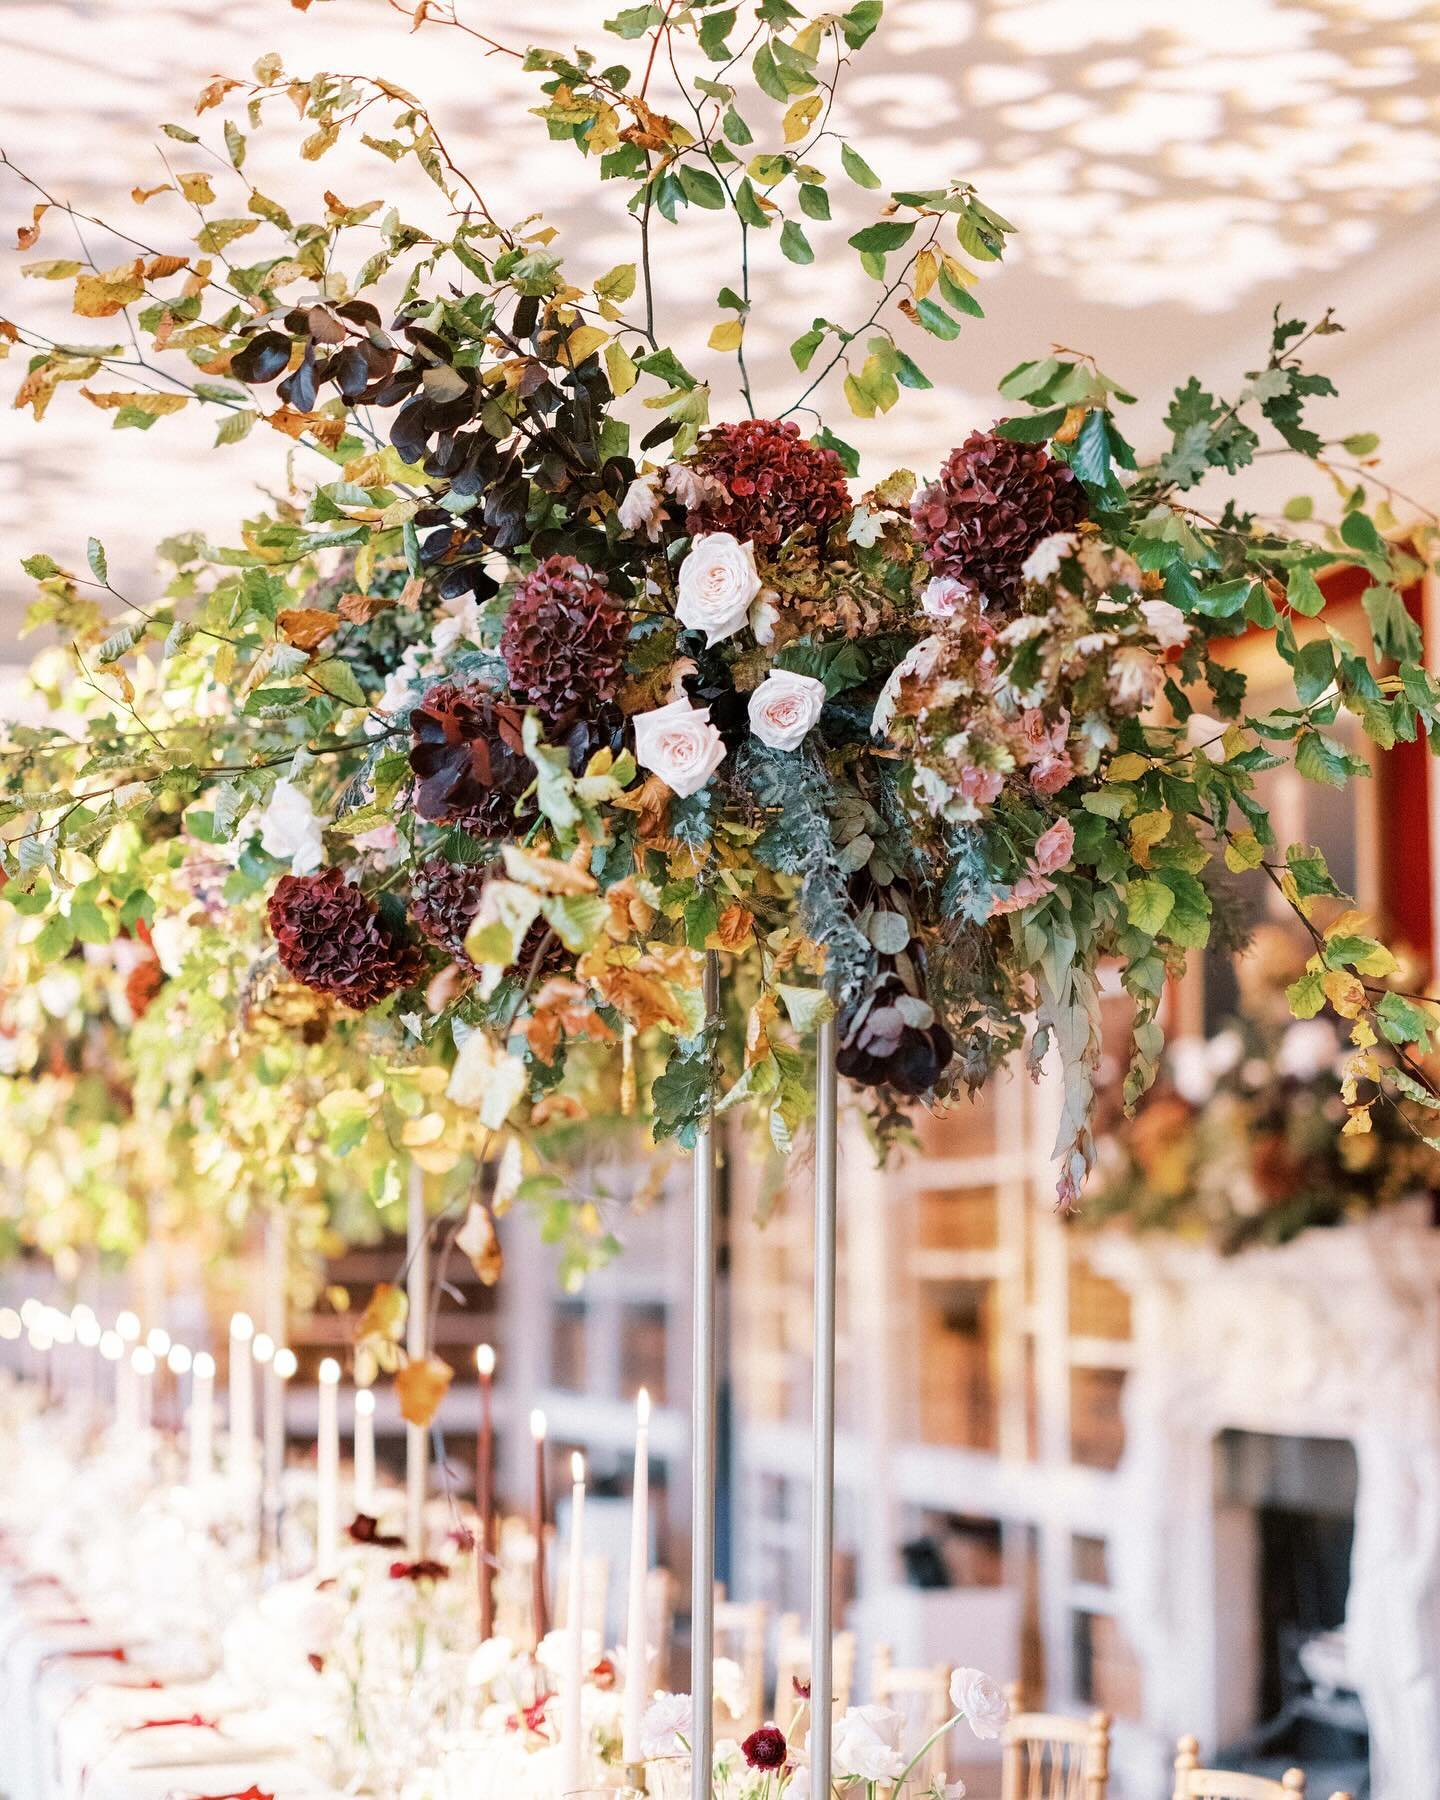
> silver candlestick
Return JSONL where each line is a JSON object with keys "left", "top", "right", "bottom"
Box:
{"left": 690, "top": 950, "right": 720, "bottom": 1800}
{"left": 810, "top": 1010, "right": 839, "bottom": 1797}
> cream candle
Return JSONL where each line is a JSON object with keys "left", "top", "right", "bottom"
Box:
{"left": 132, "top": 1345, "right": 155, "bottom": 1435}
{"left": 353, "top": 1387, "right": 376, "bottom": 1516}
{"left": 316, "top": 1357, "right": 340, "bottom": 1579}
{"left": 530, "top": 1408, "right": 549, "bottom": 1646}
{"left": 622, "top": 1387, "right": 651, "bottom": 1764}
{"left": 475, "top": 1344, "right": 495, "bottom": 1642}
{"left": 228, "top": 1313, "right": 255, "bottom": 1484}
{"left": 188, "top": 1350, "right": 215, "bottom": 1486}
{"left": 560, "top": 1451, "right": 587, "bottom": 1796}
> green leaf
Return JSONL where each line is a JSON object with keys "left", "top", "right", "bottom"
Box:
{"left": 1292, "top": 638, "right": 1336, "bottom": 706}
{"left": 847, "top": 220, "right": 915, "bottom": 255}
{"left": 840, "top": 142, "right": 880, "bottom": 189}
{"left": 697, "top": 4, "right": 737, "bottom": 57}
{"left": 722, "top": 106, "right": 753, "bottom": 146}
{"left": 35, "top": 914, "right": 75, "bottom": 961}
{"left": 734, "top": 178, "right": 770, "bottom": 229}
{"left": 21, "top": 554, "right": 61, "bottom": 579}
{"left": 606, "top": 4, "right": 661, "bottom": 38}
{"left": 840, "top": 1, "right": 883, "bottom": 48}
{"left": 778, "top": 984, "right": 836, "bottom": 1032}
{"left": 1362, "top": 583, "right": 1421, "bottom": 663}
{"left": 1193, "top": 578, "right": 1253, "bottom": 619}
{"left": 790, "top": 324, "right": 826, "bottom": 370}
{"left": 1295, "top": 727, "right": 1363, "bottom": 788}
{"left": 780, "top": 219, "right": 814, "bottom": 264}
{"left": 913, "top": 297, "right": 959, "bottom": 340}
{"left": 1376, "top": 990, "right": 1432, "bottom": 1046}
{"left": 798, "top": 183, "right": 831, "bottom": 220}
{"left": 87, "top": 538, "right": 108, "bottom": 584}
{"left": 1286, "top": 565, "right": 1326, "bottom": 617}
{"left": 1286, "top": 969, "right": 1326, "bottom": 1019}
{"left": 539, "top": 892, "right": 607, "bottom": 953}
{"left": 1125, "top": 878, "right": 1175, "bottom": 936}
{"left": 676, "top": 164, "right": 726, "bottom": 210}
{"left": 1342, "top": 431, "right": 1380, "bottom": 457}
{"left": 1340, "top": 508, "right": 1386, "bottom": 560}
{"left": 308, "top": 658, "right": 368, "bottom": 708}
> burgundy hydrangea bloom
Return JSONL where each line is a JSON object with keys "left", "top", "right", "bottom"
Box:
{"left": 688, "top": 418, "right": 850, "bottom": 548}
{"left": 388, "top": 1558, "right": 449, "bottom": 1583}
{"left": 408, "top": 682, "right": 537, "bottom": 838}
{"left": 742, "top": 1726, "right": 789, "bottom": 1770}
{"left": 500, "top": 556, "right": 629, "bottom": 724}
{"left": 410, "top": 857, "right": 567, "bottom": 979}
{"left": 267, "top": 868, "right": 425, "bottom": 1010}
{"left": 911, "top": 428, "right": 1086, "bottom": 612}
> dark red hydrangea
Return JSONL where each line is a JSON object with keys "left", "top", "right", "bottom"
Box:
{"left": 500, "top": 556, "right": 629, "bottom": 724}
{"left": 408, "top": 682, "right": 536, "bottom": 839}
{"left": 267, "top": 868, "right": 425, "bottom": 1010}
{"left": 410, "top": 857, "right": 567, "bottom": 979}
{"left": 911, "top": 428, "right": 1086, "bottom": 612}
{"left": 742, "top": 1726, "right": 789, "bottom": 1770}
{"left": 688, "top": 418, "right": 850, "bottom": 548}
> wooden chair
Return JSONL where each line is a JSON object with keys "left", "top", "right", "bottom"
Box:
{"left": 773, "top": 1611, "right": 856, "bottom": 1731}
{"left": 1001, "top": 1683, "right": 1110, "bottom": 1800}
{"left": 870, "top": 1645, "right": 953, "bottom": 1788}
{"left": 714, "top": 1595, "right": 768, "bottom": 1736}
{"left": 1172, "top": 1736, "right": 1353, "bottom": 1800}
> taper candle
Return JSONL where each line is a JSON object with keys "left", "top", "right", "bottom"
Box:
{"left": 530, "top": 1408, "right": 549, "bottom": 1647}
{"left": 475, "top": 1344, "right": 496, "bottom": 1641}
{"left": 188, "top": 1351, "right": 215, "bottom": 1486}
{"left": 316, "top": 1357, "right": 340, "bottom": 1579}
{"left": 622, "top": 1387, "right": 651, "bottom": 1763}
{"left": 228, "top": 1313, "right": 255, "bottom": 1485}
{"left": 132, "top": 1345, "right": 155, "bottom": 1435}
{"left": 560, "top": 1451, "right": 586, "bottom": 1796}
{"left": 353, "top": 1388, "right": 376, "bottom": 1516}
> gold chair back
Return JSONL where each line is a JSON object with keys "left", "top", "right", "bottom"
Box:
{"left": 1000, "top": 1683, "right": 1110, "bottom": 1800}
{"left": 1172, "top": 1736, "right": 1356, "bottom": 1800}
{"left": 869, "top": 1645, "right": 953, "bottom": 1787}
{"left": 773, "top": 1611, "right": 856, "bottom": 1731}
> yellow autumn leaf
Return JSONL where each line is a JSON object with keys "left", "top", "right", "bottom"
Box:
{"left": 708, "top": 319, "right": 744, "bottom": 352}
{"left": 1128, "top": 808, "right": 1172, "bottom": 867}
{"left": 564, "top": 324, "right": 608, "bottom": 367}
{"left": 1342, "top": 1106, "right": 1373, "bottom": 1137}
{"left": 1323, "top": 908, "right": 1372, "bottom": 942}
{"left": 79, "top": 389, "right": 188, "bottom": 416}
{"left": 595, "top": 263, "right": 636, "bottom": 304}
{"left": 73, "top": 263, "right": 145, "bottom": 318}
{"left": 605, "top": 340, "right": 637, "bottom": 396}
{"left": 783, "top": 95, "right": 823, "bottom": 143}
{"left": 1108, "top": 752, "right": 1150, "bottom": 783}
{"left": 395, "top": 1356, "right": 454, "bottom": 1428}
{"left": 502, "top": 843, "right": 597, "bottom": 894}
{"left": 1224, "top": 829, "right": 1265, "bottom": 873}
{"left": 1350, "top": 1018, "right": 1377, "bottom": 1048}
{"left": 400, "top": 1111, "right": 447, "bottom": 1149}
{"left": 913, "top": 248, "right": 939, "bottom": 301}
{"left": 1321, "top": 968, "right": 1366, "bottom": 1018}
{"left": 178, "top": 172, "right": 215, "bottom": 205}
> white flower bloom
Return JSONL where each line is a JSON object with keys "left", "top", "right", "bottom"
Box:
{"left": 833, "top": 1705, "right": 907, "bottom": 1783}
{"left": 871, "top": 636, "right": 943, "bottom": 738}
{"left": 640, "top": 1691, "right": 694, "bottom": 1758}
{"left": 36, "top": 970, "right": 82, "bottom": 1019}
{"left": 1186, "top": 712, "right": 1231, "bottom": 762}
{"left": 748, "top": 670, "right": 827, "bottom": 751}
{"left": 431, "top": 594, "right": 484, "bottom": 656}
{"left": 713, "top": 1656, "right": 746, "bottom": 1720}
{"left": 1277, "top": 1018, "right": 1341, "bottom": 1082}
{"left": 1021, "top": 531, "right": 1077, "bottom": 584}
{"left": 676, "top": 532, "right": 762, "bottom": 645}
{"left": 920, "top": 575, "right": 974, "bottom": 621}
{"left": 948, "top": 1666, "right": 1009, "bottom": 1740}
{"left": 618, "top": 470, "right": 667, "bottom": 542}
{"left": 148, "top": 916, "right": 195, "bottom": 979}
{"left": 632, "top": 697, "right": 727, "bottom": 798}
{"left": 467, "top": 1635, "right": 515, "bottom": 1687}
{"left": 1139, "top": 597, "right": 1190, "bottom": 650}
{"left": 257, "top": 779, "right": 327, "bottom": 875}
{"left": 1108, "top": 644, "right": 1162, "bottom": 712}
{"left": 847, "top": 504, "right": 883, "bottom": 548}
{"left": 749, "top": 590, "right": 780, "bottom": 646}
{"left": 1168, "top": 1037, "right": 1216, "bottom": 1107}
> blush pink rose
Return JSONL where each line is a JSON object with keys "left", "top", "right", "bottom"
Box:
{"left": 957, "top": 762, "right": 1004, "bottom": 809}
{"left": 1029, "top": 752, "right": 1074, "bottom": 795}
{"left": 1034, "top": 817, "right": 1076, "bottom": 875}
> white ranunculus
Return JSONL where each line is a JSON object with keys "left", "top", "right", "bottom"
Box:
{"left": 871, "top": 636, "right": 943, "bottom": 738}
{"left": 1139, "top": 597, "right": 1190, "bottom": 650}
{"left": 832, "top": 1705, "right": 907, "bottom": 1782}
{"left": 632, "top": 697, "right": 727, "bottom": 798}
{"left": 748, "top": 670, "right": 827, "bottom": 751}
{"left": 948, "top": 1666, "right": 1009, "bottom": 1740}
{"left": 640, "top": 1691, "right": 694, "bottom": 1758}
{"left": 920, "top": 575, "right": 974, "bottom": 620}
{"left": 676, "top": 532, "right": 762, "bottom": 645}
{"left": 467, "top": 1635, "right": 515, "bottom": 1687}
{"left": 618, "top": 470, "right": 666, "bottom": 542}
{"left": 257, "top": 778, "right": 327, "bottom": 874}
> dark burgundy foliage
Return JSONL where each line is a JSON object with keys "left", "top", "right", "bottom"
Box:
{"left": 689, "top": 418, "right": 850, "bottom": 548}
{"left": 408, "top": 682, "right": 537, "bottom": 838}
{"left": 347, "top": 1513, "right": 404, "bottom": 1547}
{"left": 267, "top": 869, "right": 425, "bottom": 1010}
{"left": 388, "top": 1559, "right": 449, "bottom": 1582}
{"left": 911, "top": 428, "right": 1086, "bottom": 612}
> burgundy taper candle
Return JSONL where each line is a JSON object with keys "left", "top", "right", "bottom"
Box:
{"left": 530, "top": 1407, "right": 549, "bottom": 1647}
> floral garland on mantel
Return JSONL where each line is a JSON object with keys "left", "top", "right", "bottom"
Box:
{"left": 2, "top": 0, "right": 1440, "bottom": 1241}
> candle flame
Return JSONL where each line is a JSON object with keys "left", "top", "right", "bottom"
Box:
{"left": 636, "top": 1386, "right": 651, "bottom": 1427}
{"left": 274, "top": 1347, "right": 298, "bottom": 1380}
{"left": 571, "top": 1451, "right": 585, "bottom": 1484}
{"left": 99, "top": 1330, "right": 122, "bottom": 1362}
{"left": 355, "top": 1388, "right": 376, "bottom": 1417}
{"left": 167, "top": 1344, "right": 192, "bottom": 1376}
{"left": 530, "top": 1408, "right": 547, "bottom": 1441}
{"left": 132, "top": 1346, "right": 156, "bottom": 1375}
{"left": 116, "top": 1310, "right": 141, "bottom": 1342}
{"left": 230, "top": 1312, "right": 254, "bottom": 1342}
{"left": 476, "top": 1343, "right": 496, "bottom": 1378}
{"left": 318, "top": 1356, "right": 341, "bottom": 1385}
{"left": 146, "top": 1327, "right": 171, "bottom": 1358}
{"left": 251, "top": 1332, "right": 275, "bottom": 1365}
{"left": 193, "top": 1351, "right": 216, "bottom": 1380}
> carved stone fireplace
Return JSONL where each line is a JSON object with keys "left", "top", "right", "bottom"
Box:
{"left": 1091, "top": 1207, "right": 1440, "bottom": 1799}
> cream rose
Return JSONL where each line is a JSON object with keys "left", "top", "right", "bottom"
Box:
{"left": 676, "top": 532, "right": 761, "bottom": 645}
{"left": 748, "top": 670, "right": 827, "bottom": 751}
{"left": 949, "top": 1666, "right": 1009, "bottom": 1740}
{"left": 632, "top": 697, "right": 727, "bottom": 798}
{"left": 832, "top": 1705, "right": 907, "bottom": 1782}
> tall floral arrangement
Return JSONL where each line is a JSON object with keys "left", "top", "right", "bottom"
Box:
{"left": 1, "top": 0, "right": 1439, "bottom": 1251}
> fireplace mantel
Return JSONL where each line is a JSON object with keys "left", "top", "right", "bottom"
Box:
{"left": 1087, "top": 1205, "right": 1440, "bottom": 1800}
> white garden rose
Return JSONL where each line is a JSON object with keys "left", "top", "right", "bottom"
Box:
{"left": 632, "top": 698, "right": 727, "bottom": 798}
{"left": 748, "top": 670, "right": 827, "bottom": 751}
{"left": 1139, "top": 597, "right": 1190, "bottom": 650}
{"left": 676, "top": 531, "right": 762, "bottom": 645}
{"left": 257, "top": 778, "right": 327, "bottom": 874}
{"left": 949, "top": 1666, "right": 1009, "bottom": 1740}
{"left": 640, "top": 1691, "right": 693, "bottom": 1758}
{"left": 832, "top": 1705, "right": 907, "bottom": 1782}
{"left": 920, "top": 575, "right": 973, "bottom": 620}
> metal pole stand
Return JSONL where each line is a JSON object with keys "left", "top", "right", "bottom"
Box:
{"left": 810, "top": 1011, "right": 839, "bottom": 1796}
{"left": 690, "top": 952, "right": 720, "bottom": 1800}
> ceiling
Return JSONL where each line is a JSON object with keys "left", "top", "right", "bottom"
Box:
{"left": 1, "top": 0, "right": 1438, "bottom": 649}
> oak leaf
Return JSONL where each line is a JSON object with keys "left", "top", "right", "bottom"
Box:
{"left": 455, "top": 1200, "right": 503, "bottom": 1286}
{"left": 277, "top": 607, "right": 340, "bottom": 651}
{"left": 395, "top": 1356, "right": 453, "bottom": 1428}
